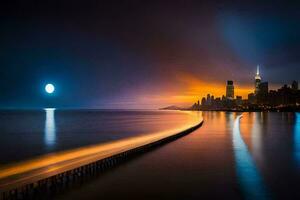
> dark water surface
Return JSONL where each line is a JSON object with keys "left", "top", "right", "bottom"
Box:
{"left": 0, "top": 109, "right": 197, "bottom": 164}
{"left": 54, "top": 112, "right": 300, "bottom": 200}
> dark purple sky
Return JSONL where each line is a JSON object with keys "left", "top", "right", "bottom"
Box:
{"left": 0, "top": 0, "right": 299, "bottom": 108}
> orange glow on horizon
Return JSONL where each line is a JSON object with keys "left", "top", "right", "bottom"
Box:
{"left": 136, "top": 72, "right": 254, "bottom": 108}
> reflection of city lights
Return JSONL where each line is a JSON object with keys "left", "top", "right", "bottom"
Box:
{"left": 294, "top": 113, "right": 300, "bottom": 166}
{"left": 251, "top": 113, "right": 263, "bottom": 163}
{"left": 232, "top": 115, "right": 269, "bottom": 199}
{"left": 45, "top": 108, "right": 56, "bottom": 147}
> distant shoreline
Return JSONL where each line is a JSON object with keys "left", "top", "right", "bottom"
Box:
{"left": 160, "top": 107, "right": 300, "bottom": 112}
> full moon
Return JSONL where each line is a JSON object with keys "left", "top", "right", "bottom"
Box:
{"left": 45, "top": 83, "right": 55, "bottom": 94}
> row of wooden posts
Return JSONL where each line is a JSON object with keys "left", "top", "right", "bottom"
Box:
{"left": 1, "top": 121, "right": 202, "bottom": 200}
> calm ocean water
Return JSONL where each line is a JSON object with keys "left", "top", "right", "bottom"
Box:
{"left": 0, "top": 109, "right": 198, "bottom": 164}
{"left": 1, "top": 111, "right": 300, "bottom": 199}
{"left": 53, "top": 111, "right": 300, "bottom": 200}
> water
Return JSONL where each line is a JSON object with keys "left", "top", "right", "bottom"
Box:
{"left": 0, "top": 109, "right": 198, "bottom": 164}
{"left": 1, "top": 111, "right": 300, "bottom": 199}
{"left": 52, "top": 111, "right": 300, "bottom": 200}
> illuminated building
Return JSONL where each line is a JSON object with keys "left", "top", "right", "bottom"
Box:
{"left": 226, "top": 80, "right": 234, "bottom": 99}
{"left": 255, "top": 65, "right": 261, "bottom": 95}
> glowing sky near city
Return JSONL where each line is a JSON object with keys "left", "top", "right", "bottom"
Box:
{"left": 0, "top": 1, "right": 299, "bottom": 108}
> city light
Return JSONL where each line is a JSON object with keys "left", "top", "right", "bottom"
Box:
{"left": 189, "top": 66, "right": 299, "bottom": 112}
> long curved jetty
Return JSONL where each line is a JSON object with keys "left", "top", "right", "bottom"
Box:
{"left": 0, "top": 113, "right": 203, "bottom": 199}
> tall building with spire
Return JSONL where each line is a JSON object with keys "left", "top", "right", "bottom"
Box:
{"left": 255, "top": 65, "right": 261, "bottom": 95}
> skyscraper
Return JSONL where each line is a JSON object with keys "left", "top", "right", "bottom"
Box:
{"left": 226, "top": 80, "right": 234, "bottom": 99}
{"left": 259, "top": 82, "right": 269, "bottom": 95}
{"left": 292, "top": 80, "right": 299, "bottom": 90}
{"left": 207, "top": 94, "right": 211, "bottom": 105}
{"left": 257, "top": 82, "right": 269, "bottom": 104}
{"left": 201, "top": 97, "right": 206, "bottom": 106}
{"left": 248, "top": 93, "right": 255, "bottom": 104}
{"left": 255, "top": 65, "right": 261, "bottom": 95}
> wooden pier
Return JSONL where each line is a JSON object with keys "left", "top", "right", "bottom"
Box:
{"left": 0, "top": 119, "right": 203, "bottom": 200}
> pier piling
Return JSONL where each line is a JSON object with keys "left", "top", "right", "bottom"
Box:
{"left": 0, "top": 121, "right": 203, "bottom": 200}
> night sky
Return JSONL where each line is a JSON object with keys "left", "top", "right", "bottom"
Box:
{"left": 1, "top": 1, "right": 299, "bottom": 109}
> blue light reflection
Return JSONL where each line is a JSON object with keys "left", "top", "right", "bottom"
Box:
{"left": 232, "top": 115, "right": 269, "bottom": 200}
{"left": 294, "top": 113, "right": 300, "bottom": 166}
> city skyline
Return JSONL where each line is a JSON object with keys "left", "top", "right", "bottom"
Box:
{"left": 189, "top": 65, "right": 299, "bottom": 106}
{"left": 189, "top": 66, "right": 300, "bottom": 112}
{"left": 187, "top": 65, "right": 299, "bottom": 111}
